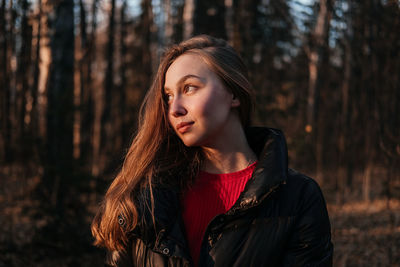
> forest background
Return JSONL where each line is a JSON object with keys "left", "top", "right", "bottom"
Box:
{"left": 0, "top": 0, "right": 399, "bottom": 266}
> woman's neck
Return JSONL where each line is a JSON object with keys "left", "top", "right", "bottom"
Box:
{"left": 201, "top": 127, "right": 257, "bottom": 174}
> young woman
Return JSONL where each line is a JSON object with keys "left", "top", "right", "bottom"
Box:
{"left": 92, "top": 35, "right": 333, "bottom": 266}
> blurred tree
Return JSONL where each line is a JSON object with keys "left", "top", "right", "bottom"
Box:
{"left": 183, "top": 0, "right": 195, "bottom": 39}
{"left": 90, "top": 0, "right": 101, "bottom": 176}
{"left": 15, "top": 0, "right": 32, "bottom": 161}
{"left": 163, "top": 0, "right": 184, "bottom": 45}
{"left": 164, "top": 0, "right": 174, "bottom": 45}
{"left": 336, "top": 0, "right": 353, "bottom": 203}
{"left": 118, "top": 0, "right": 128, "bottom": 149}
{"left": 0, "top": 0, "right": 11, "bottom": 163}
{"left": 44, "top": 0, "right": 74, "bottom": 213}
{"left": 193, "top": 0, "right": 226, "bottom": 38}
{"left": 100, "top": 0, "right": 116, "bottom": 174}
{"left": 76, "top": 0, "right": 95, "bottom": 170}
{"left": 303, "top": 0, "right": 334, "bottom": 185}
{"left": 172, "top": 0, "right": 185, "bottom": 43}
{"left": 137, "top": 0, "right": 154, "bottom": 101}
{"left": 29, "top": 0, "right": 42, "bottom": 164}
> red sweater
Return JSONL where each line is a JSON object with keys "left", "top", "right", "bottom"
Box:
{"left": 182, "top": 162, "right": 257, "bottom": 265}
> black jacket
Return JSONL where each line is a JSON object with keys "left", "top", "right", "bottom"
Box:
{"left": 109, "top": 127, "right": 333, "bottom": 266}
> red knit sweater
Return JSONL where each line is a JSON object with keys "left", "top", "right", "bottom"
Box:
{"left": 182, "top": 162, "right": 257, "bottom": 265}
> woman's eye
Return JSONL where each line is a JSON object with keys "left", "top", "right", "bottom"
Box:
{"left": 184, "top": 85, "right": 196, "bottom": 93}
{"left": 165, "top": 94, "right": 173, "bottom": 103}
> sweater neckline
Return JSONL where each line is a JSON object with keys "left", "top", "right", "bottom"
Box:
{"left": 197, "top": 161, "right": 257, "bottom": 183}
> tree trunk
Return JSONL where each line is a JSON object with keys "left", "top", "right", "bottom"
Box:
{"left": 233, "top": 0, "right": 260, "bottom": 67}
{"left": 6, "top": 0, "right": 17, "bottom": 162}
{"left": 363, "top": 158, "right": 372, "bottom": 203}
{"left": 15, "top": 0, "right": 32, "bottom": 160}
{"left": 30, "top": 0, "right": 42, "bottom": 164}
{"left": 306, "top": 51, "right": 318, "bottom": 134}
{"left": 73, "top": 32, "right": 81, "bottom": 160}
{"left": 224, "top": 0, "right": 234, "bottom": 44}
{"left": 306, "top": 0, "right": 334, "bottom": 131}
{"left": 305, "top": 0, "right": 334, "bottom": 185}
{"left": 89, "top": 0, "right": 99, "bottom": 176}
{"left": 140, "top": 0, "right": 154, "bottom": 93}
{"left": 72, "top": 0, "right": 89, "bottom": 161}
{"left": 183, "top": 0, "right": 195, "bottom": 40}
{"left": 164, "top": 0, "right": 173, "bottom": 45}
{"left": 362, "top": 0, "right": 381, "bottom": 203}
{"left": 193, "top": 0, "right": 226, "bottom": 39}
{"left": 337, "top": 33, "right": 352, "bottom": 204}
{"left": 38, "top": 0, "right": 52, "bottom": 142}
{"left": 99, "top": 0, "right": 116, "bottom": 174}
{"left": 172, "top": 0, "right": 184, "bottom": 43}
{"left": 119, "top": 0, "right": 128, "bottom": 147}
{"left": 0, "top": 0, "right": 11, "bottom": 162}
{"left": 45, "top": 0, "right": 74, "bottom": 213}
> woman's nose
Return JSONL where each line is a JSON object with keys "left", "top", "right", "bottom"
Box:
{"left": 169, "top": 97, "right": 187, "bottom": 117}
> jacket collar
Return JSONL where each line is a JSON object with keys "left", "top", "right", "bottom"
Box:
{"left": 135, "top": 127, "right": 288, "bottom": 255}
{"left": 227, "top": 127, "right": 288, "bottom": 215}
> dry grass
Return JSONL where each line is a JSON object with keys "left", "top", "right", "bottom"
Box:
{"left": 329, "top": 199, "right": 400, "bottom": 267}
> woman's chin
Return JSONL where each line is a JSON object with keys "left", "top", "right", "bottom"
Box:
{"left": 180, "top": 136, "right": 203, "bottom": 147}
{"left": 182, "top": 139, "right": 198, "bottom": 147}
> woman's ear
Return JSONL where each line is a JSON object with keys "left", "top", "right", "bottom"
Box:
{"left": 231, "top": 94, "right": 240, "bottom": 107}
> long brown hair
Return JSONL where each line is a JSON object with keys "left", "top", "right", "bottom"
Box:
{"left": 91, "top": 35, "right": 254, "bottom": 252}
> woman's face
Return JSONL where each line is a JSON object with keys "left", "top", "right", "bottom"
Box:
{"left": 164, "top": 54, "right": 240, "bottom": 147}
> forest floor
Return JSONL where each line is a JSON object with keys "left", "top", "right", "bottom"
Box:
{"left": 1, "top": 164, "right": 400, "bottom": 266}
{"left": 329, "top": 199, "right": 400, "bottom": 266}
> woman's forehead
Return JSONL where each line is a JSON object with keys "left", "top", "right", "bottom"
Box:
{"left": 164, "top": 54, "right": 212, "bottom": 89}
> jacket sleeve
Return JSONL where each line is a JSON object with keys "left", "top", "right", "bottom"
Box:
{"left": 105, "top": 242, "right": 134, "bottom": 267}
{"left": 282, "top": 178, "right": 334, "bottom": 267}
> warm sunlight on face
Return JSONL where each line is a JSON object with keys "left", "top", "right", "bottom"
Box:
{"left": 164, "top": 54, "right": 240, "bottom": 147}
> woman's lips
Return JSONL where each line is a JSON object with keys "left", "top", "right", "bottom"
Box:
{"left": 176, "top": 121, "right": 194, "bottom": 134}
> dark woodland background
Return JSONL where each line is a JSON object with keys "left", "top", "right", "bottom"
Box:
{"left": 0, "top": 0, "right": 399, "bottom": 266}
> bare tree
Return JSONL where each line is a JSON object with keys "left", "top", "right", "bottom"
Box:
{"left": 193, "top": 0, "right": 226, "bottom": 38}
{"left": 90, "top": 0, "right": 101, "bottom": 176}
{"left": 99, "top": 0, "right": 116, "bottom": 174}
{"left": 28, "top": 0, "right": 43, "bottom": 163}
{"left": 183, "top": 0, "right": 195, "bottom": 39}
{"left": 45, "top": 0, "right": 74, "bottom": 211}
{"left": 15, "top": 0, "right": 32, "bottom": 159}
{"left": 305, "top": 0, "right": 334, "bottom": 184}
{"left": 0, "top": 0, "right": 11, "bottom": 162}
{"left": 37, "top": 0, "right": 52, "bottom": 146}
{"left": 118, "top": 0, "right": 128, "bottom": 143}
{"left": 164, "top": 0, "right": 173, "bottom": 45}
{"left": 336, "top": 27, "right": 352, "bottom": 203}
{"left": 139, "top": 0, "right": 154, "bottom": 94}
{"left": 224, "top": 0, "right": 234, "bottom": 44}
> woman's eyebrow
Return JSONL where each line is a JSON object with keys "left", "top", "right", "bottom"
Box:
{"left": 164, "top": 74, "right": 203, "bottom": 92}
